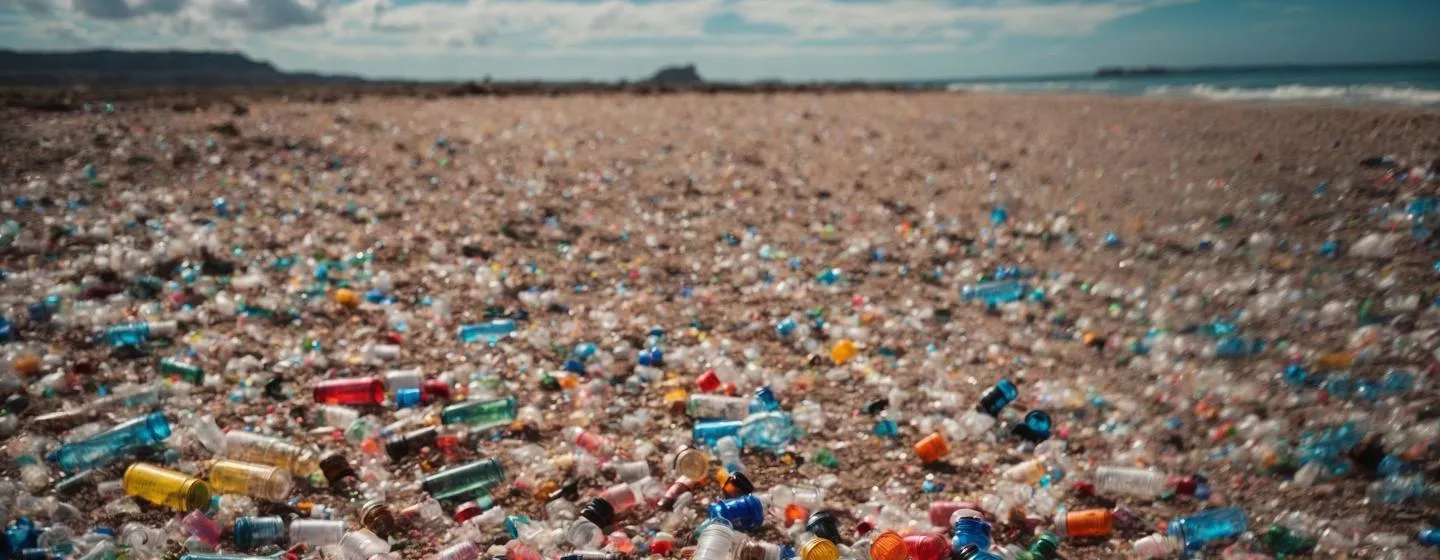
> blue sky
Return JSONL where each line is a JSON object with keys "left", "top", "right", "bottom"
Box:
{"left": 2, "top": 0, "right": 1438, "bottom": 81}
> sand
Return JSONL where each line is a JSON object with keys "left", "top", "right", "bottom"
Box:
{"left": 1, "top": 91, "right": 1437, "bottom": 559}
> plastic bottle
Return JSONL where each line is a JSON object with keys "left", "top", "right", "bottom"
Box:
{"left": 715, "top": 436, "right": 743, "bottom": 472}
{"left": 961, "top": 281, "right": 1029, "bottom": 306}
{"left": 671, "top": 447, "right": 711, "bottom": 481}
{"left": 1418, "top": 528, "right": 1440, "bottom": 547}
{"left": 289, "top": 519, "right": 345, "bottom": 547}
{"left": 1002, "top": 457, "right": 1056, "bottom": 485}
{"left": 436, "top": 541, "right": 481, "bottom": 560}
{"left": 234, "top": 516, "right": 285, "bottom": 550}
{"left": 687, "top": 394, "right": 752, "bottom": 420}
{"left": 181, "top": 511, "right": 222, "bottom": 547}
{"left": 869, "top": 530, "right": 906, "bottom": 560}
{"left": 104, "top": 320, "right": 177, "bottom": 346}
{"left": 693, "top": 420, "right": 743, "bottom": 447}
{"left": 902, "top": 533, "right": 948, "bottom": 560}
{"left": 565, "top": 499, "right": 614, "bottom": 548}
{"left": 563, "top": 426, "right": 615, "bottom": 456}
{"left": 709, "top": 495, "right": 765, "bottom": 530}
{"left": 1026, "top": 533, "right": 1061, "bottom": 559}
{"left": 313, "top": 377, "right": 386, "bottom": 406}
{"left": 771, "top": 484, "right": 826, "bottom": 511}
{"left": 740, "top": 412, "right": 794, "bottom": 450}
{"left": 1166, "top": 508, "right": 1248, "bottom": 550}
{"left": 693, "top": 522, "right": 739, "bottom": 560}
{"left": 122, "top": 463, "right": 211, "bottom": 511}
{"left": 457, "top": 319, "right": 517, "bottom": 343}
{"left": 1130, "top": 534, "right": 1183, "bottom": 558}
{"left": 914, "top": 433, "right": 949, "bottom": 464}
{"left": 977, "top": 379, "right": 1019, "bottom": 416}
{"left": 927, "top": 501, "right": 979, "bottom": 527}
{"left": 1054, "top": 508, "right": 1113, "bottom": 538}
{"left": 1093, "top": 466, "right": 1170, "bottom": 499}
{"left": 423, "top": 458, "right": 505, "bottom": 501}
{"left": 223, "top": 431, "right": 318, "bottom": 475}
{"left": 442, "top": 396, "right": 519, "bottom": 428}
{"left": 798, "top": 535, "right": 839, "bottom": 560}
{"left": 385, "top": 426, "right": 440, "bottom": 460}
{"left": 952, "top": 515, "right": 992, "bottom": 551}
{"left": 53, "top": 412, "right": 172, "bottom": 472}
{"left": 158, "top": 357, "right": 204, "bottom": 384}
{"left": 207, "top": 460, "right": 293, "bottom": 501}
{"left": 339, "top": 529, "right": 390, "bottom": 560}
{"left": 738, "top": 538, "right": 786, "bottom": 560}
{"left": 360, "top": 499, "right": 399, "bottom": 537}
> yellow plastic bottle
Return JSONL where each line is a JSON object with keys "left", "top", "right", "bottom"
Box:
{"left": 124, "top": 463, "right": 211, "bottom": 511}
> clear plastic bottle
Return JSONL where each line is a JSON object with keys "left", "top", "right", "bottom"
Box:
{"left": 1093, "top": 466, "right": 1170, "bottom": 498}
{"left": 1131, "top": 534, "right": 1184, "bottom": 558}
{"left": 290, "top": 519, "right": 345, "bottom": 547}
{"left": 693, "top": 523, "right": 739, "bottom": 560}
{"left": 715, "top": 436, "right": 744, "bottom": 472}
{"left": 339, "top": 530, "right": 390, "bottom": 560}
{"left": 207, "top": 460, "right": 293, "bottom": 501}
{"left": 687, "top": 394, "right": 752, "bottom": 420}
{"left": 223, "top": 432, "right": 318, "bottom": 475}
{"left": 436, "top": 541, "right": 480, "bottom": 560}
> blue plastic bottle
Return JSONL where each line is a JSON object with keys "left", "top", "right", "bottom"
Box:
{"left": 234, "top": 516, "right": 285, "bottom": 550}
{"left": 693, "top": 420, "right": 743, "bottom": 447}
{"left": 708, "top": 495, "right": 764, "bottom": 530}
{"left": 1419, "top": 528, "right": 1440, "bottom": 547}
{"left": 739, "top": 412, "right": 793, "bottom": 450}
{"left": 1166, "top": 507, "right": 1248, "bottom": 550}
{"left": 749, "top": 387, "right": 781, "bottom": 413}
{"left": 1214, "top": 337, "right": 1264, "bottom": 359}
{"left": 456, "top": 319, "right": 517, "bottom": 343}
{"left": 951, "top": 516, "right": 992, "bottom": 552}
{"left": 976, "top": 379, "right": 1018, "bottom": 416}
{"left": 104, "top": 320, "right": 178, "bottom": 346}
{"left": 52, "top": 411, "right": 171, "bottom": 472}
{"left": 961, "top": 281, "right": 1028, "bottom": 306}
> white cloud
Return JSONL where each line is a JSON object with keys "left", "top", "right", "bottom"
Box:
{"left": 3, "top": 0, "right": 1190, "bottom": 72}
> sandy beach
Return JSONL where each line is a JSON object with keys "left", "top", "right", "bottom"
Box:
{"left": 1, "top": 91, "right": 1438, "bottom": 559}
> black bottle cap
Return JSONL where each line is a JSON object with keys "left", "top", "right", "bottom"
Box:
{"left": 580, "top": 498, "right": 615, "bottom": 527}
{"left": 805, "top": 510, "right": 842, "bottom": 544}
{"left": 723, "top": 471, "right": 754, "bottom": 497}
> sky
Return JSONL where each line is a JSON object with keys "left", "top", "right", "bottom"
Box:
{"left": 2, "top": 0, "right": 1439, "bottom": 81}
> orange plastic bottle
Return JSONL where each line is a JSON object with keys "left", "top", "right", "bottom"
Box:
{"left": 914, "top": 433, "right": 950, "bottom": 464}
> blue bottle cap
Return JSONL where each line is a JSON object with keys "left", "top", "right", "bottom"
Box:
{"left": 395, "top": 388, "right": 422, "bottom": 408}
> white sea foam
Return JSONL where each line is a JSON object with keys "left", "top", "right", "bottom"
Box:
{"left": 1145, "top": 84, "right": 1440, "bottom": 105}
{"left": 946, "top": 80, "right": 1440, "bottom": 106}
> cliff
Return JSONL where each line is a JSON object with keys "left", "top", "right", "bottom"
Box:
{"left": 0, "top": 49, "right": 365, "bottom": 87}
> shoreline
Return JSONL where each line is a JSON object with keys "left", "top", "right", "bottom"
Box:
{"left": 5, "top": 84, "right": 1440, "bottom": 114}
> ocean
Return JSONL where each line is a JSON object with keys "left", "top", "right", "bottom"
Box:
{"left": 937, "top": 64, "right": 1440, "bottom": 106}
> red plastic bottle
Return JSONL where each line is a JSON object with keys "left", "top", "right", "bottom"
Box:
{"left": 313, "top": 377, "right": 386, "bottom": 406}
{"left": 902, "top": 533, "right": 949, "bottom": 560}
